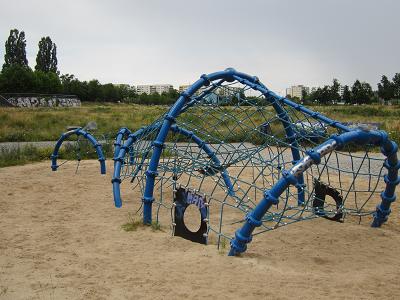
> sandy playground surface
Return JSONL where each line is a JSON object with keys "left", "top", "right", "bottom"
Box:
{"left": 0, "top": 160, "right": 399, "bottom": 299}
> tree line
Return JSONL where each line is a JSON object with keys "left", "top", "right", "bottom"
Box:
{"left": 296, "top": 74, "right": 400, "bottom": 105}
{"left": 1, "top": 28, "right": 399, "bottom": 105}
{"left": 0, "top": 28, "right": 179, "bottom": 104}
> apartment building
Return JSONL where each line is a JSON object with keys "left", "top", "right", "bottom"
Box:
{"left": 179, "top": 84, "right": 242, "bottom": 97}
{"left": 286, "top": 85, "right": 310, "bottom": 99}
{"left": 136, "top": 84, "right": 173, "bottom": 95}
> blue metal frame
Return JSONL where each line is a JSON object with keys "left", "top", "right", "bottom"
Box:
{"left": 111, "top": 68, "right": 399, "bottom": 256}
{"left": 51, "top": 128, "right": 106, "bottom": 174}
{"left": 111, "top": 123, "right": 235, "bottom": 208}
{"left": 140, "top": 68, "right": 351, "bottom": 224}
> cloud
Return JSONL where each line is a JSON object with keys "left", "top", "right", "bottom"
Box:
{"left": 0, "top": 0, "right": 399, "bottom": 92}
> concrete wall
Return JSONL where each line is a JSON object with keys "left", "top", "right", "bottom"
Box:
{"left": 4, "top": 96, "right": 81, "bottom": 108}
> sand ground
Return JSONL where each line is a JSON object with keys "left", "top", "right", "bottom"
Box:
{"left": 0, "top": 160, "right": 399, "bottom": 299}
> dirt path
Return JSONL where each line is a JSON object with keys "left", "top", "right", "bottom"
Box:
{"left": 0, "top": 160, "right": 399, "bottom": 299}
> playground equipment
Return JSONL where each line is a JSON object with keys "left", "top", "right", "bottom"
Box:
{"left": 51, "top": 122, "right": 107, "bottom": 174}
{"left": 54, "top": 68, "right": 400, "bottom": 256}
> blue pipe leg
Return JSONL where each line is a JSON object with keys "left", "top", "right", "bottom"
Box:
{"left": 229, "top": 173, "right": 295, "bottom": 256}
{"left": 372, "top": 139, "right": 399, "bottom": 227}
{"left": 228, "top": 194, "right": 276, "bottom": 256}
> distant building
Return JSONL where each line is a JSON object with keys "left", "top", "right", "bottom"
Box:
{"left": 179, "top": 84, "right": 242, "bottom": 97}
{"left": 136, "top": 84, "right": 173, "bottom": 95}
{"left": 338, "top": 86, "right": 345, "bottom": 97}
{"left": 286, "top": 85, "right": 310, "bottom": 99}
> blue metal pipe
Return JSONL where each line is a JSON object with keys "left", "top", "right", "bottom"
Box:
{"left": 113, "top": 127, "right": 132, "bottom": 160}
{"left": 170, "top": 124, "right": 235, "bottom": 196}
{"left": 372, "top": 134, "right": 399, "bottom": 226}
{"left": 51, "top": 128, "right": 106, "bottom": 174}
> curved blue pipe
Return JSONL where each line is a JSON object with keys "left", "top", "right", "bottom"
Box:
{"left": 51, "top": 128, "right": 106, "bottom": 174}
{"left": 112, "top": 125, "right": 156, "bottom": 208}
{"left": 113, "top": 127, "right": 132, "bottom": 160}
{"left": 169, "top": 124, "right": 234, "bottom": 196}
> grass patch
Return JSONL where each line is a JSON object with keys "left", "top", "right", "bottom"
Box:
{"left": 0, "top": 139, "right": 115, "bottom": 168}
{"left": 0, "top": 103, "right": 169, "bottom": 142}
{"left": 0, "top": 145, "right": 52, "bottom": 168}
{"left": 218, "top": 236, "right": 228, "bottom": 255}
{"left": 121, "top": 213, "right": 142, "bottom": 232}
{"left": 0, "top": 136, "right": 168, "bottom": 169}
{"left": 121, "top": 213, "right": 163, "bottom": 232}
{"left": 121, "top": 220, "right": 142, "bottom": 232}
{"left": 1, "top": 103, "right": 399, "bottom": 147}
{"left": 207, "top": 233, "right": 230, "bottom": 254}
{"left": 150, "top": 221, "right": 162, "bottom": 231}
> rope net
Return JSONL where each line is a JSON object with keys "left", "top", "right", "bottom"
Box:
{"left": 117, "top": 79, "right": 387, "bottom": 247}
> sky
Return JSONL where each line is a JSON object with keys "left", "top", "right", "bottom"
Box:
{"left": 0, "top": 0, "right": 399, "bottom": 95}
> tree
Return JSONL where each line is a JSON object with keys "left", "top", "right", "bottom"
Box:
{"left": 306, "top": 79, "right": 341, "bottom": 105}
{"left": 342, "top": 85, "right": 351, "bottom": 103}
{"left": 301, "top": 88, "right": 308, "bottom": 101}
{"left": 33, "top": 70, "right": 62, "bottom": 93}
{"left": 351, "top": 80, "right": 373, "bottom": 104}
{"left": 393, "top": 73, "right": 400, "bottom": 99}
{"left": 35, "top": 37, "right": 58, "bottom": 73}
{"left": 87, "top": 79, "right": 103, "bottom": 101}
{"left": 3, "top": 29, "right": 28, "bottom": 70}
{"left": 313, "top": 86, "right": 331, "bottom": 104}
{"left": 60, "top": 74, "right": 89, "bottom": 101}
{"left": 329, "top": 79, "right": 340, "bottom": 101}
{"left": 0, "top": 64, "right": 35, "bottom": 92}
{"left": 102, "top": 83, "right": 119, "bottom": 102}
{"left": 377, "top": 75, "right": 394, "bottom": 101}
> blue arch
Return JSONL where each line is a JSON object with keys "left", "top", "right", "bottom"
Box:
{"left": 111, "top": 123, "right": 235, "bottom": 208}
{"left": 51, "top": 128, "right": 106, "bottom": 174}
